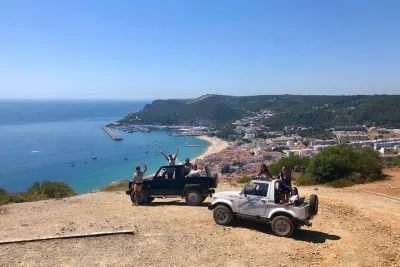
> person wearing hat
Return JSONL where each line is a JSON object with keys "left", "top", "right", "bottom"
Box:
{"left": 185, "top": 164, "right": 201, "bottom": 178}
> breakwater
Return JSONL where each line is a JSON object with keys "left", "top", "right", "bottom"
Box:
{"left": 101, "top": 126, "right": 123, "bottom": 141}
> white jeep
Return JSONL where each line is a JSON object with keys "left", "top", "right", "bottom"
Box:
{"left": 208, "top": 180, "right": 318, "bottom": 237}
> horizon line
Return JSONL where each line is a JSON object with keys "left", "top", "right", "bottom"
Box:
{"left": 0, "top": 93, "right": 399, "bottom": 102}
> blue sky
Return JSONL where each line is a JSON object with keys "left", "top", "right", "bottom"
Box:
{"left": 0, "top": 0, "right": 399, "bottom": 99}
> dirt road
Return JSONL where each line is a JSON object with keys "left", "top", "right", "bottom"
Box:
{"left": 0, "top": 173, "right": 399, "bottom": 267}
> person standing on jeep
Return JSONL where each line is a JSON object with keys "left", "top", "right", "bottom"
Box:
{"left": 160, "top": 147, "right": 179, "bottom": 179}
{"left": 132, "top": 161, "right": 147, "bottom": 205}
{"left": 277, "top": 166, "right": 292, "bottom": 202}
{"left": 257, "top": 163, "right": 273, "bottom": 181}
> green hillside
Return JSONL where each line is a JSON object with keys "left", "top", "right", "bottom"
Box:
{"left": 118, "top": 94, "right": 400, "bottom": 129}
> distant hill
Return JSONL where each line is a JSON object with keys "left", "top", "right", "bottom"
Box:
{"left": 118, "top": 94, "right": 400, "bottom": 129}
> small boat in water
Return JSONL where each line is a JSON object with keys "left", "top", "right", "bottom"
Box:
{"left": 124, "top": 157, "right": 128, "bottom": 160}
{"left": 84, "top": 160, "right": 88, "bottom": 163}
{"left": 145, "top": 151, "right": 149, "bottom": 153}
{"left": 92, "top": 156, "right": 97, "bottom": 159}
{"left": 70, "top": 163, "right": 75, "bottom": 167}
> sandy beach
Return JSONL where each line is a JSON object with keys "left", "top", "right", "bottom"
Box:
{"left": 194, "top": 136, "right": 230, "bottom": 161}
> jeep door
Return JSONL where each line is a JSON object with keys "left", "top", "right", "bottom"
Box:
{"left": 145, "top": 167, "right": 176, "bottom": 195}
{"left": 238, "top": 182, "right": 269, "bottom": 216}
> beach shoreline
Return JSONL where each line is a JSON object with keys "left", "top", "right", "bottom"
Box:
{"left": 194, "top": 135, "right": 229, "bottom": 161}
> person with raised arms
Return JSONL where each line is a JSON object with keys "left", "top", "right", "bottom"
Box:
{"left": 160, "top": 147, "right": 180, "bottom": 179}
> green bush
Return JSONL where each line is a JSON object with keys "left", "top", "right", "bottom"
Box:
{"left": 237, "top": 176, "right": 252, "bottom": 183}
{"left": 308, "top": 145, "right": 382, "bottom": 184}
{"left": 269, "top": 155, "right": 311, "bottom": 176}
{"left": 101, "top": 180, "right": 130, "bottom": 192}
{"left": 0, "top": 181, "right": 76, "bottom": 205}
{"left": 383, "top": 156, "right": 400, "bottom": 167}
{"left": 295, "top": 173, "right": 318, "bottom": 186}
{"left": 28, "top": 181, "right": 76, "bottom": 198}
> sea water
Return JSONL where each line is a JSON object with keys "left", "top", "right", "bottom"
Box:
{"left": 0, "top": 100, "right": 209, "bottom": 193}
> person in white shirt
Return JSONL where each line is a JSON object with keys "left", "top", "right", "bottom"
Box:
{"left": 132, "top": 161, "right": 147, "bottom": 206}
{"left": 160, "top": 147, "right": 180, "bottom": 179}
{"left": 185, "top": 164, "right": 201, "bottom": 178}
{"left": 257, "top": 163, "right": 273, "bottom": 181}
{"left": 284, "top": 187, "right": 299, "bottom": 208}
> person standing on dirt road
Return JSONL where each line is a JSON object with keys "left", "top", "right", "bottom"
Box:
{"left": 160, "top": 147, "right": 180, "bottom": 179}
{"left": 132, "top": 161, "right": 147, "bottom": 206}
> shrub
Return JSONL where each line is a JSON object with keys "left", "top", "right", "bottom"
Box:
{"left": 0, "top": 188, "right": 6, "bottom": 195}
{"left": 295, "top": 173, "right": 318, "bottom": 186}
{"left": 237, "top": 176, "right": 252, "bottom": 183}
{"left": 101, "top": 180, "right": 130, "bottom": 192}
{"left": 269, "top": 155, "right": 311, "bottom": 176}
{"left": 308, "top": 145, "right": 382, "bottom": 184}
{"left": 384, "top": 156, "right": 400, "bottom": 167}
{"left": 28, "top": 181, "right": 76, "bottom": 198}
{"left": 0, "top": 181, "right": 76, "bottom": 205}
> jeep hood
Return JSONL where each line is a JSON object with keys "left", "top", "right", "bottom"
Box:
{"left": 213, "top": 191, "right": 241, "bottom": 197}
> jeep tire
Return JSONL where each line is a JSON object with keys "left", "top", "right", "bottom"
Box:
{"left": 271, "top": 216, "right": 295, "bottom": 237}
{"left": 185, "top": 189, "right": 202, "bottom": 206}
{"left": 130, "top": 191, "right": 149, "bottom": 205}
{"left": 213, "top": 205, "right": 233, "bottom": 226}
{"left": 309, "top": 194, "right": 319, "bottom": 215}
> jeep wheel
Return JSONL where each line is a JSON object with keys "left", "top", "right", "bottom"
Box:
{"left": 130, "top": 191, "right": 148, "bottom": 205}
{"left": 309, "top": 194, "right": 319, "bottom": 215}
{"left": 185, "top": 190, "right": 202, "bottom": 206}
{"left": 213, "top": 205, "right": 233, "bottom": 226}
{"left": 271, "top": 216, "right": 295, "bottom": 237}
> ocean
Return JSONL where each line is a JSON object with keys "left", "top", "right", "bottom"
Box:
{"left": 0, "top": 100, "right": 209, "bottom": 193}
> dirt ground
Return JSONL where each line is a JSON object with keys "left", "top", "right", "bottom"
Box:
{"left": 0, "top": 170, "right": 399, "bottom": 267}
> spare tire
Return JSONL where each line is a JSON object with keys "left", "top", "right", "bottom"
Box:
{"left": 309, "top": 194, "right": 319, "bottom": 215}
{"left": 212, "top": 173, "right": 219, "bottom": 188}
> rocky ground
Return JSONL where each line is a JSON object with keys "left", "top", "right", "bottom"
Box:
{"left": 0, "top": 170, "right": 399, "bottom": 267}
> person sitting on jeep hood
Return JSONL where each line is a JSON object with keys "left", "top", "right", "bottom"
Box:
{"left": 185, "top": 164, "right": 201, "bottom": 178}
{"left": 284, "top": 187, "right": 299, "bottom": 208}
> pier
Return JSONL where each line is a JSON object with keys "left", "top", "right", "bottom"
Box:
{"left": 101, "top": 126, "right": 123, "bottom": 141}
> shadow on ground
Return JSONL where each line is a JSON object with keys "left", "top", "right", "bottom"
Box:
{"left": 146, "top": 200, "right": 210, "bottom": 208}
{"left": 229, "top": 219, "right": 341, "bottom": 243}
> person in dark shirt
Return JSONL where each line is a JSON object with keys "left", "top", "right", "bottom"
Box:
{"left": 277, "top": 166, "right": 292, "bottom": 202}
{"left": 183, "top": 158, "right": 193, "bottom": 176}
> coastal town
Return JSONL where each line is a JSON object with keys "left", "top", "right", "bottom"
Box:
{"left": 110, "top": 109, "right": 400, "bottom": 182}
